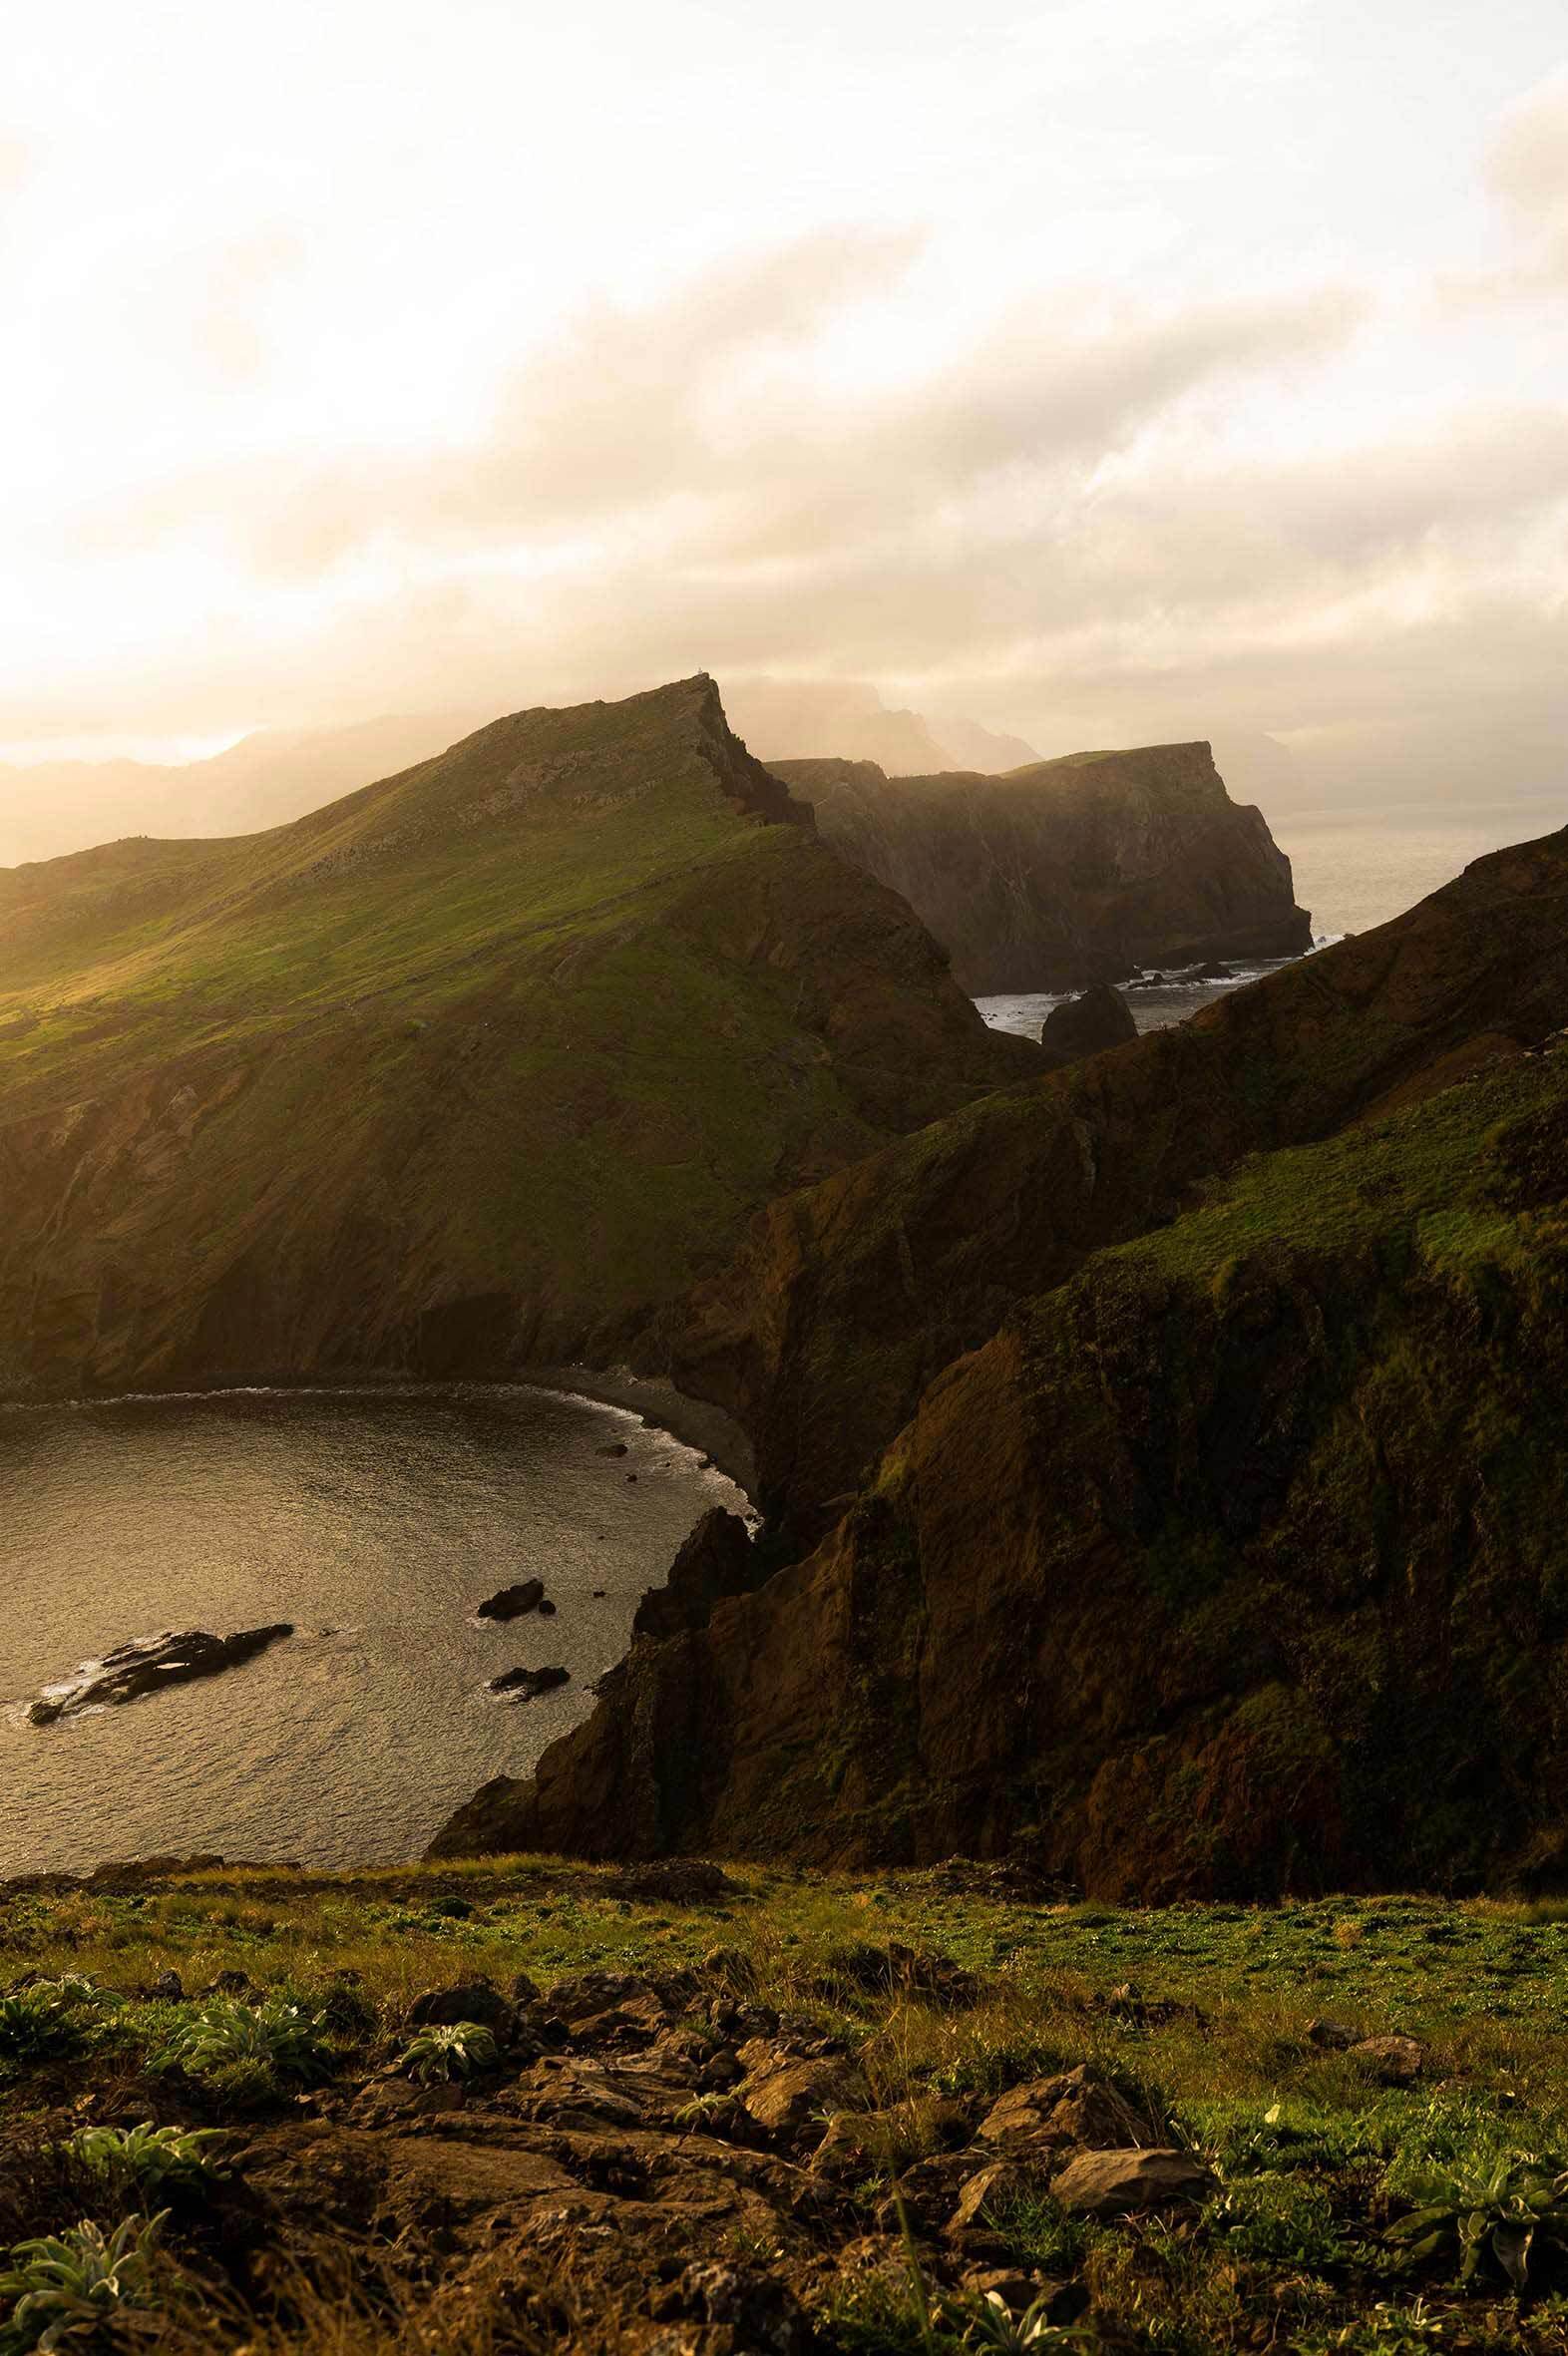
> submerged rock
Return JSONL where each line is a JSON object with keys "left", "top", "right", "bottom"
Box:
{"left": 488, "top": 1666, "right": 571, "bottom": 1702}
{"left": 27, "top": 1625, "right": 294, "bottom": 1727}
{"left": 475, "top": 1579, "right": 548, "bottom": 1622}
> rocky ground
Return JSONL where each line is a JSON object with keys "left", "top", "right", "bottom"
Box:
{"left": 4, "top": 1858, "right": 1568, "bottom": 2351}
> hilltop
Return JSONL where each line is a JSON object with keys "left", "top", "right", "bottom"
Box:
{"left": 771, "top": 742, "right": 1311, "bottom": 990}
{"left": 0, "top": 677, "right": 1030, "bottom": 1400}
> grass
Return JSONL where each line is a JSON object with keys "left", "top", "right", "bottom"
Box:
{"left": 7, "top": 1859, "right": 1568, "bottom": 2346}
{"left": 0, "top": 678, "right": 1008, "bottom": 1397}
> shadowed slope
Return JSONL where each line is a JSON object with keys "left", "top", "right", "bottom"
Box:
{"left": 436, "top": 1038, "right": 1568, "bottom": 1894}
{"left": 772, "top": 741, "right": 1311, "bottom": 990}
{"left": 0, "top": 677, "right": 1031, "bottom": 1398}
{"left": 664, "top": 826, "right": 1568, "bottom": 1531}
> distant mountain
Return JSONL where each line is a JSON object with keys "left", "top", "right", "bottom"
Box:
{"left": 0, "top": 678, "right": 1031, "bottom": 1400}
{"left": 0, "top": 685, "right": 1042, "bottom": 867}
{"left": 717, "top": 677, "right": 1041, "bottom": 776}
{"left": 0, "top": 712, "right": 476, "bottom": 868}
{"left": 772, "top": 741, "right": 1311, "bottom": 990}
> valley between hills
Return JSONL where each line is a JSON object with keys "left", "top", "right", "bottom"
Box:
{"left": 6, "top": 676, "right": 1568, "bottom": 2353}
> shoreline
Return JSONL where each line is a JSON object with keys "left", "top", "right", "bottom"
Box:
{"left": 0, "top": 1365, "right": 757, "bottom": 1500}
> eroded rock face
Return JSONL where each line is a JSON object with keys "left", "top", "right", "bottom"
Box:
{"left": 27, "top": 1625, "right": 293, "bottom": 1726}
{"left": 1037, "top": 984, "right": 1137, "bottom": 1071}
{"left": 431, "top": 1031, "right": 1568, "bottom": 1897}
{"left": 770, "top": 743, "right": 1311, "bottom": 991}
{"left": 631, "top": 1508, "right": 762, "bottom": 1643}
{"left": 667, "top": 825, "right": 1568, "bottom": 1538}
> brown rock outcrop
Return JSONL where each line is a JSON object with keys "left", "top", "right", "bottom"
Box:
{"left": 1037, "top": 983, "right": 1137, "bottom": 1070}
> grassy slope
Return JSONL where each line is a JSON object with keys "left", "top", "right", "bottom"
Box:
{"left": 0, "top": 677, "right": 1026, "bottom": 1396}
{"left": 5, "top": 1857, "right": 1568, "bottom": 2350}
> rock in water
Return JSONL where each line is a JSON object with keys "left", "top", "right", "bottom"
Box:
{"left": 1037, "top": 983, "right": 1136, "bottom": 1070}
{"left": 488, "top": 1666, "right": 571, "bottom": 1702}
{"left": 28, "top": 1625, "right": 294, "bottom": 1726}
{"left": 476, "top": 1580, "right": 547, "bottom": 1622}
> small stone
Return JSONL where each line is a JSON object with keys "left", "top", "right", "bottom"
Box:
{"left": 740, "top": 2056, "right": 852, "bottom": 2139}
{"left": 948, "top": 2160, "right": 1032, "bottom": 2233}
{"left": 1305, "top": 2017, "right": 1359, "bottom": 2051}
{"left": 1052, "top": 2147, "right": 1214, "bottom": 2217}
{"left": 1350, "top": 2033, "right": 1425, "bottom": 2084}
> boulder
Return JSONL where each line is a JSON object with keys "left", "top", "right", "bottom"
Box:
{"left": 1051, "top": 2147, "right": 1214, "bottom": 2217}
{"left": 980, "top": 2066, "right": 1156, "bottom": 2156}
{"left": 740, "top": 2056, "right": 853, "bottom": 2140}
{"left": 1350, "top": 2033, "right": 1425, "bottom": 2084}
{"left": 475, "top": 1580, "right": 547, "bottom": 1622}
{"left": 1037, "top": 984, "right": 1137, "bottom": 1070}
{"left": 948, "top": 2160, "right": 1032, "bottom": 2233}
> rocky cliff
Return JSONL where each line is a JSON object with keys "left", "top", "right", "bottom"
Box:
{"left": 0, "top": 677, "right": 1032, "bottom": 1400}
{"left": 770, "top": 742, "right": 1311, "bottom": 990}
{"left": 434, "top": 1046, "right": 1568, "bottom": 1894}
{"left": 668, "top": 827, "right": 1568, "bottom": 1534}
{"left": 433, "top": 826, "right": 1568, "bottom": 1893}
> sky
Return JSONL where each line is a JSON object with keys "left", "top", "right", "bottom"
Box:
{"left": 0, "top": 0, "right": 1564, "bottom": 808}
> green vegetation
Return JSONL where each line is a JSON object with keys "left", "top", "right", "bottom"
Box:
{"left": 0, "top": 2213, "right": 166, "bottom": 2352}
{"left": 396, "top": 2020, "right": 499, "bottom": 2083}
{"left": 63, "top": 2122, "right": 224, "bottom": 2194}
{"left": 0, "top": 677, "right": 1014, "bottom": 1399}
{"left": 5, "top": 1859, "right": 1568, "bottom": 2348}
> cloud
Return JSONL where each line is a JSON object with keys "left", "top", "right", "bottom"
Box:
{"left": 1445, "top": 70, "right": 1568, "bottom": 305}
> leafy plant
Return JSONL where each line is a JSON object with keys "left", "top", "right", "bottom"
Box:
{"left": 1385, "top": 2150, "right": 1568, "bottom": 2294}
{"left": 397, "top": 2021, "right": 499, "bottom": 2085}
{"left": 0, "top": 1981, "right": 122, "bottom": 2067}
{"left": 949, "top": 2288, "right": 1093, "bottom": 2351}
{"left": 64, "top": 2121, "right": 225, "bottom": 2192}
{"left": 164, "top": 1996, "right": 334, "bottom": 2085}
{"left": 0, "top": 2212, "right": 166, "bottom": 2351}
{"left": 1212, "top": 2171, "right": 1344, "bottom": 2267}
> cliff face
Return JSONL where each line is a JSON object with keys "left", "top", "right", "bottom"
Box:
{"left": 434, "top": 1045, "right": 1568, "bottom": 1896}
{"left": 770, "top": 741, "right": 1311, "bottom": 991}
{"left": 667, "top": 827, "right": 1568, "bottom": 1534}
{"left": 432, "top": 826, "right": 1568, "bottom": 1894}
{"left": 0, "top": 677, "right": 1031, "bottom": 1401}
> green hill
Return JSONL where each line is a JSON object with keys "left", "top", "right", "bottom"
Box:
{"left": 0, "top": 677, "right": 1029, "bottom": 1398}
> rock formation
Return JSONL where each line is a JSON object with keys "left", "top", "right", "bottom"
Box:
{"left": 1037, "top": 984, "right": 1137, "bottom": 1070}
{"left": 770, "top": 743, "right": 1311, "bottom": 990}
{"left": 28, "top": 1626, "right": 294, "bottom": 1726}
